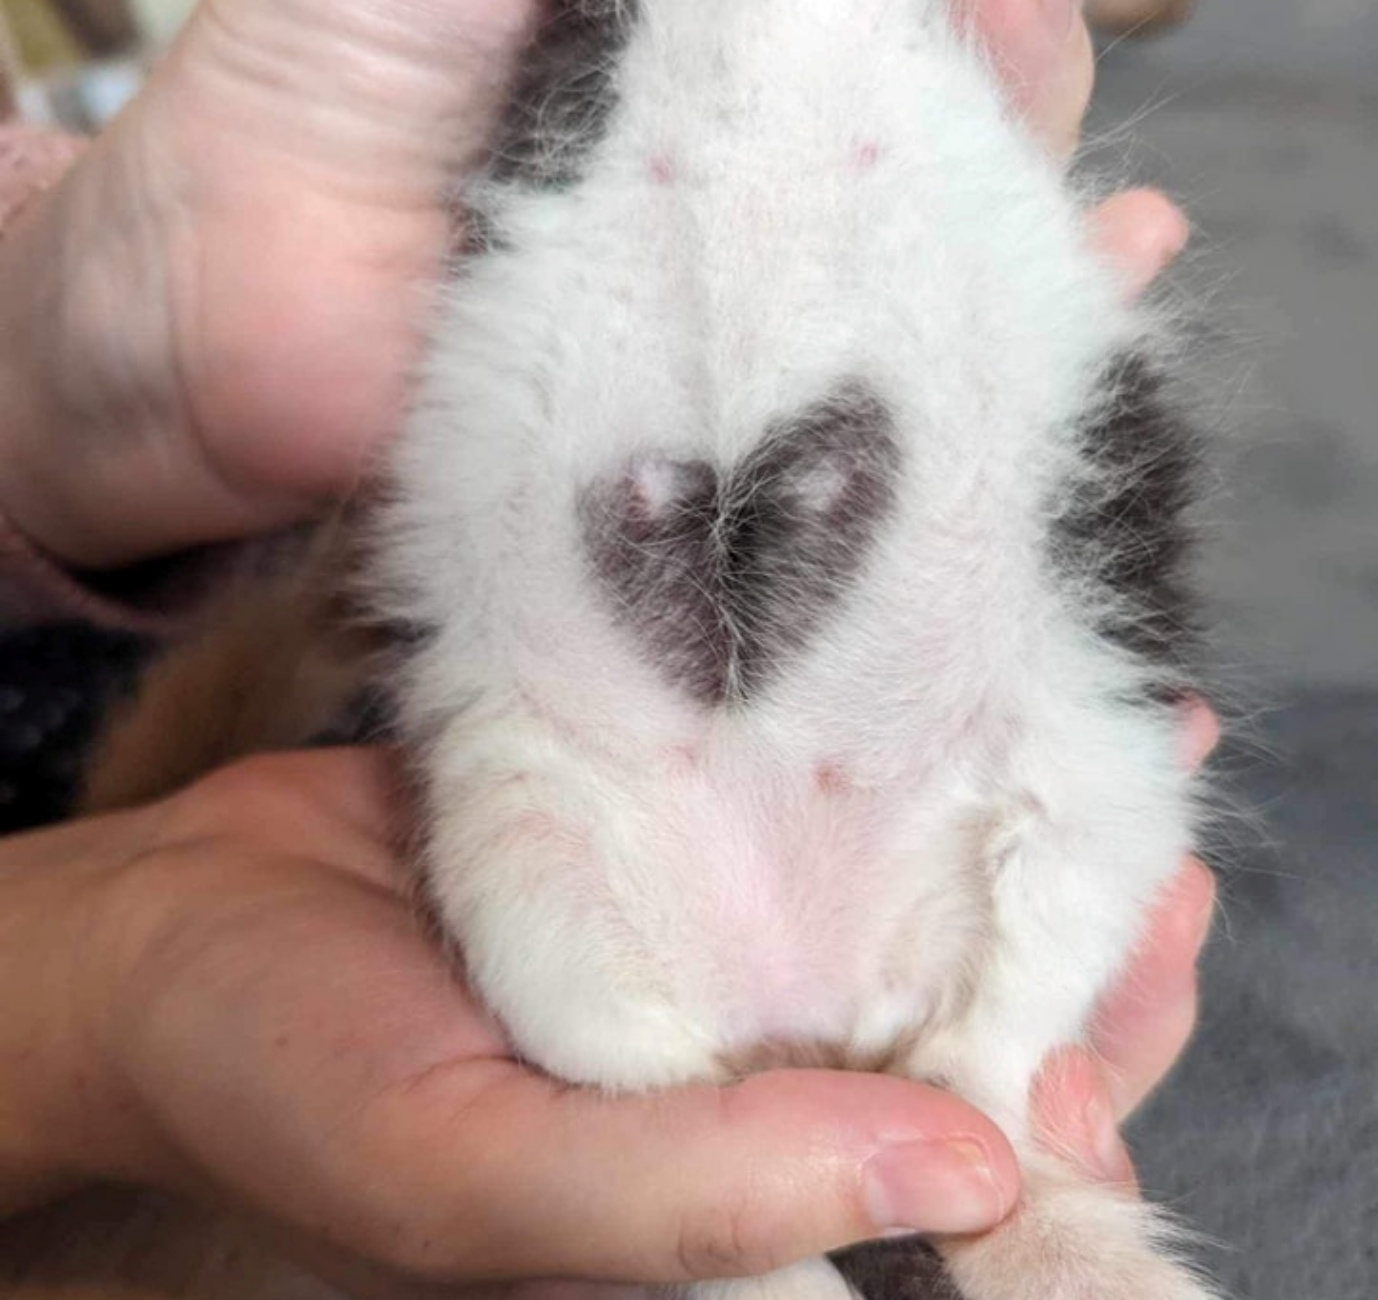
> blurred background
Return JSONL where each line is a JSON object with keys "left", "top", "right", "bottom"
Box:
{"left": 0, "top": 0, "right": 192, "bottom": 125}
{"left": 0, "top": 1, "right": 1375, "bottom": 1296}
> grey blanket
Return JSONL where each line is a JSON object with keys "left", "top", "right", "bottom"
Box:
{"left": 1135, "top": 691, "right": 1378, "bottom": 1298}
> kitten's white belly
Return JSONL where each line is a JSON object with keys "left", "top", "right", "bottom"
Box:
{"left": 419, "top": 654, "right": 1187, "bottom": 1095}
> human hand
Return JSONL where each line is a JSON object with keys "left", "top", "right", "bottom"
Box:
{"left": 3, "top": 725, "right": 1217, "bottom": 1300}
{"left": 0, "top": 0, "right": 1184, "bottom": 572}
{"left": 0, "top": 748, "right": 1021, "bottom": 1300}
{"left": 0, "top": 0, "right": 542, "bottom": 569}
{"left": 0, "top": 694, "right": 1217, "bottom": 1299}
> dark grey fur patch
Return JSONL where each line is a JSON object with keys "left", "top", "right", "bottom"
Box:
{"left": 1053, "top": 353, "right": 1201, "bottom": 685}
{"left": 832, "top": 1237, "right": 969, "bottom": 1300}
{"left": 453, "top": 202, "right": 509, "bottom": 260}
{"left": 582, "top": 381, "right": 902, "bottom": 706}
{"left": 490, "top": 0, "right": 639, "bottom": 188}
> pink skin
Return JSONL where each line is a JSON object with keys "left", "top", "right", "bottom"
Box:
{"left": 0, "top": 0, "right": 543, "bottom": 568}
{"left": 0, "top": 2, "right": 1211, "bottom": 1295}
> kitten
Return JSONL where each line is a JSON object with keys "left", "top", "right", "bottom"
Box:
{"left": 57, "top": 2, "right": 1217, "bottom": 1298}
{"left": 372, "top": 2, "right": 1212, "bottom": 1299}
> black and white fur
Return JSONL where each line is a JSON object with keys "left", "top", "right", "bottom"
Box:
{"left": 377, "top": 2, "right": 1211, "bottom": 1297}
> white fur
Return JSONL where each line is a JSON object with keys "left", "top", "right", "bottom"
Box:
{"left": 376, "top": 2, "right": 1214, "bottom": 1297}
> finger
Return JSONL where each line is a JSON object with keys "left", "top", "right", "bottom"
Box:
{"left": 1090, "top": 858, "right": 1216, "bottom": 1118}
{"left": 967, "top": 0, "right": 1079, "bottom": 102}
{"left": 292, "top": 1256, "right": 650, "bottom": 1300}
{"left": 1031, "top": 1048, "right": 1138, "bottom": 1188}
{"left": 1178, "top": 696, "right": 1221, "bottom": 771}
{"left": 355, "top": 1067, "right": 1021, "bottom": 1285}
{"left": 168, "top": 0, "right": 543, "bottom": 187}
{"left": 116, "top": 827, "right": 1017, "bottom": 1291}
{"left": 1089, "top": 188, "right": 1191, "bottom": 299}
{"left": 965, "top": 0, "right": 1092, "bottom": 153}
{"left": 1022, "top": 14, "right": 1095, "bottom": 157}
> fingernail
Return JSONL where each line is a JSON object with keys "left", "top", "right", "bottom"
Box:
{"left": 864, "top": 1139, "right": 1010, "bottom": 1235}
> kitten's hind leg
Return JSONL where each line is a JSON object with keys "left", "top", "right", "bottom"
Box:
{"left": 902, "top": 993, "right": 1221, "bottom": 1299}
{"left": 679, "top": 1154, "right": 1219, "bottom": 1300}
{"left": 939, "top": 1153, "right": 1219, "bottom": 1300}
{"left": 894, "top": 723, "right": 1220, "bottom": 1298}
{"left": 830, "top": 1164, "right": 1219, "bottom": 1300}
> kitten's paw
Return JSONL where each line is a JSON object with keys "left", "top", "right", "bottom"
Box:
{"left": 943, "top": 1173, "right": 1220, "bottom": 1300}
{"left": 949, "top": 1246, "right": 1217, "bottom": 1300}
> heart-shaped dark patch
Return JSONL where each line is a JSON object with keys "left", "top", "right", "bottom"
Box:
{"left": 581, "top": 379, "right": 900, "bottom": 706}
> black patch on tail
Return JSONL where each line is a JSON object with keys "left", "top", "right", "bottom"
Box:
{"left": 832, "top": 1237, "right": 969, "bottom": 1300}
{"left": 1053, "top": 353, "right": 1201, "bottom": 687}
{"left": 491, "top": 0, "right": 639, "bottom": 188}
{"left": 582, "top": 380, "right": 901, "bottom": 706}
